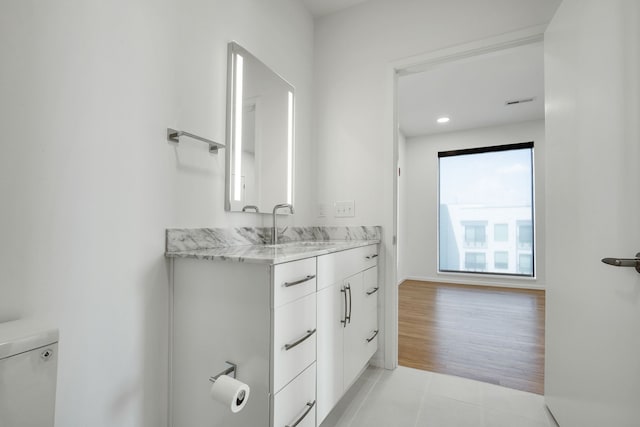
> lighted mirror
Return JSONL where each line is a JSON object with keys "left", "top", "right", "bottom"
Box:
{"left": 225, "top": 42, "right": 295, "bottom": 213}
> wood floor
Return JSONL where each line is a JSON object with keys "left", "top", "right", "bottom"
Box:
{"left": 398, "top": 280, "right": 545, "bottom": 394}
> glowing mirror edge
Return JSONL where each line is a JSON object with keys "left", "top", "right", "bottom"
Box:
{"left": 287, "top": 91, "right": 294, "bottom": 205}
{"left": 233, "top": 53, "right": 244, "bottom": 202}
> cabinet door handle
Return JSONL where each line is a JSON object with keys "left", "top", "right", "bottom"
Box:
{"left": 285, "top": 400, "right": 316, "bottom": 427}
{"left": 283, "top": 274, "right": 316, "bottom": 287}
{"left": 284, "top": 329, "right": 317, "bottom": 351}
{"left": 366, "top": 254, "right": 378, "bottom": 259}
{"left": 340, "top": 287, "right": 348, "bottom": 327}
{"left": 366, "top": 287, "right": 379, "bottom": 296}
{"left": 347, "top": 284, "right": 352, "bottom": 324}
{"left": 366, "top": 330, "right": 379, "bottom": 343}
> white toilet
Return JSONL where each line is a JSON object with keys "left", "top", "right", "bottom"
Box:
{"left": 0, "top": 320, "right": 59, "bottom": 427}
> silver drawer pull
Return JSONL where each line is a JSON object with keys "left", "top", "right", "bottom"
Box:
{"left": 285, "top": 400, "right": 316, "bottom": 427}
{"left": 366, "top": 287, "right": 379, "bottom": 296}
{"left": 284, "top": 329, "right": 317, "bottom": 351}
{"left": 365, "top": 254, "right": 378, "bottom": 260}
{"left": 283, "top": 275, "right": 316, "bottom": 288}
{"left": 366, "top": 330, "right": 379, "bottom": 343}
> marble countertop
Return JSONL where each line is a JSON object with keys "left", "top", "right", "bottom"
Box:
{"left": 165, "top": 239, "right": 379, "bottom": 264}
{"left": 165, "top": 226, "right": 381, "bottom": 264}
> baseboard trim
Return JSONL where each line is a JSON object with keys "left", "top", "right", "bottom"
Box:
{"left": 402, "top": 275, "right": 545, "bottom": 290}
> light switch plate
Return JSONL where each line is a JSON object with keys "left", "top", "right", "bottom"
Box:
{"left": 335, "top": 200, "right": 355, "bottom": 217}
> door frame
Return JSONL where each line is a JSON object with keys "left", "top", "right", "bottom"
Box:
{"left": 386, "top": 25, "right": 547, "bottom": 369}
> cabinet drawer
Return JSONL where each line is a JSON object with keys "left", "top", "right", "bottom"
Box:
{"left": 273, "top": 258, "right": 317, "bottom": 308}
{"left": 317, "top": 245, "right": 378, "bottom": 290}
{"left": 272, "top": 293, "right": 317, "bottom": 393}
{"left": 272, "top": 363, "right": 316, "bottom": 427}
{"left": 363, "top": 307, "right": 379, "bottom": 357}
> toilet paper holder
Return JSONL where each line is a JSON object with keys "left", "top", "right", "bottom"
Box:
{"left": 209, "top": 361, "right": 238, "bottom": 383}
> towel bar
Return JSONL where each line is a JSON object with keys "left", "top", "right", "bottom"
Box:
{"left": 167, "top": 128, "right": 225, "bottom": 153}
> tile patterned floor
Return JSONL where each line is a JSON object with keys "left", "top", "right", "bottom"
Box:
{"left": 320, "top": 366, "right": 559, "bottom": 427}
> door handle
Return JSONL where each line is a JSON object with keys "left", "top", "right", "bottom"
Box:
{"left": 601, "top": 252, "right": 640, "bottom": 273}
{"left": 341, "top": 287, "right": 348, "bottom": 328}
{"left": 346, "top": 283, "right": 352, "bottom": 324}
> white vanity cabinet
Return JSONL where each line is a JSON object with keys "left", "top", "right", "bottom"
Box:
{"left": 316, "top": 245, "right": 379, "bottom": 424}
{"left": 171, "top": 257, "right": 318, "bottom": 427}
{"left": 170, "top": 241, "right": 379, "bottom": 427}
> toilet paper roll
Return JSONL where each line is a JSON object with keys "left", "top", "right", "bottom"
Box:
{"left": 210, "top": 375, "right": 250, "bottom": 413}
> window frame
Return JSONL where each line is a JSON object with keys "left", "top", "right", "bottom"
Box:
{"left": 437, "top": 141, "right": 535, "bottom": 278}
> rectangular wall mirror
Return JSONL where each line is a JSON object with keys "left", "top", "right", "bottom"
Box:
{"left": 225, "top": 42, "right": 295, "bottom": 213}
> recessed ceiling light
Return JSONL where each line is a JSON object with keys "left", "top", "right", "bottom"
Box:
{"left": 437, "top": 117, "right": 450, "bottom": 124}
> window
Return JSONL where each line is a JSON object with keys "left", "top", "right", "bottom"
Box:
{"left": 464, "top": 223, "right": 487, "bottom": 247}
{"left": 518, "top": 221, "right": 533, "bottom": 248}
{"left": 494, "top": 251, "right": 509, "bottom": 269}
{"left": 518, "top": 253, "right": 533, "bottom": 275}
{"left": 438, "top": 142, "right": 535, "bottom": 276}
{"left": 494, "top": 224, "right": 508, "bottom": 242}
{"left": 465, "top": 252, "right": 486, "bottom": 271}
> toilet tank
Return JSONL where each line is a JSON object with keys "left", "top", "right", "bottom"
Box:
{"left": 0, "top": 320, "right": 59, "bottom": 427}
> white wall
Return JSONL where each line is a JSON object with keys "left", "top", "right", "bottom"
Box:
{"left": 312, "top": 0, "right": 560, "bottom": 367}
{"left": 0, "top": 1, "right": 313, "bottom": 426}
{"left": 401, "top": 120, "right": 546, "bottom": 288}
{"left": 174, "top": 0, "right": 315, "bottom": 224}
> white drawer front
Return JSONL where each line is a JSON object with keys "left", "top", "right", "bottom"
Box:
{"left": 273, "top": 293, "right": 317, "bottom": 393}
{"left": 273, "top": 258, "right": 317, "bottom": 308}
{"left": 272, "top": 363, "right": 316, "bottom": 427}
{"left": 317, "top": 245, "right": 378, "bottom": 290}
{"left": 363, "top": 307, "right": 379, "bottom": 360}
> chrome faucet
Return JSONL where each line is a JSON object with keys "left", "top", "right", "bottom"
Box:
{"left": 272, "top": 203, "right": 294, "bottom": 245}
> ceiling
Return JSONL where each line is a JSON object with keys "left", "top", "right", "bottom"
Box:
{"left": 300, "top": 1, "right": 545, "bottom": 137}
{"left": 398, "top": 42, "right": 544, "bottom": 138}
{"left": 301, "top": 0, "right": 371, "bottom": 17}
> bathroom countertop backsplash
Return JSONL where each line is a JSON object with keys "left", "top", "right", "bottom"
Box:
{"left": 165, "top": 226, "right": 382, "bottom": 264}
